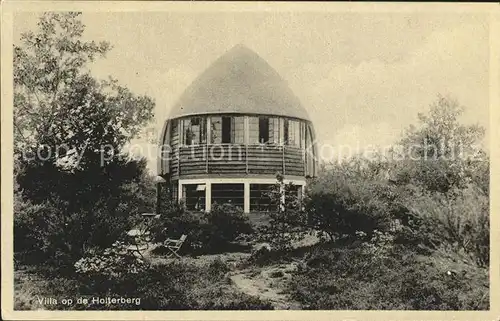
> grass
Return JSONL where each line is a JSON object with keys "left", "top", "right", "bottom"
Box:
{"left": 242, "top": 240, "right": 490, "bottom": 310}
{"left": 14, "top": 265, "right": 82, "bottom": 310}
{"left": 14, "top": 238, "right": 489, "bottom": 311}
{"left": 14, "top": 216, "right": 489, "bottom": 311}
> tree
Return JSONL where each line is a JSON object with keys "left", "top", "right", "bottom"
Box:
{"left": 14, "top": 12, "right": 154, "bottom": 170}
{"left": 393, "top": 95, "right": 487, "bottom": 193}
{"left": 13, "top": 12, "right": 156, "bottom": 267}
{"left": 399, "top": 95, "right": 484, "bottom": 160}
{"left": 14, "top": 12, "right": 155, "bottom": 197}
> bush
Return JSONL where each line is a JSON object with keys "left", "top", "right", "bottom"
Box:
{"left": 257, "top": 171, "right": 397, "bottom": 250}
{"left": 204, "top": 203, "right": 254, "bottom": 249}
{"left": 151, "top": 202, "right": 254, "bottom": 254}
{"left": 14, "top": 193, "right": 61, "bottom": 261}
{"left": 150, "top": 202, "right": 206, "bottom": 252}
{"left": 74, "top": 241, "right": 147, "bottom": 279}
{"left": 14, "top": 192, "right": 135, "bottom": 271}
{"left": 14, "top": 158, "right": 155, "bottom": 270}
{"left": 400, "top": 184, "right": 489, "bottom": 266}
{"left": 287, "top": 243, "right": 489, "bottom": 310}
{"left": 305, "top": 165, "right": 396, "bottom": 240}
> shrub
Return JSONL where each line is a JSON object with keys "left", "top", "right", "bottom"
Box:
{"left": 14, "top": 158, "right": 154, "bottom": 269}
{"left": 14, "top": 193, "right": 135, "bottom": 272}
{"left": 204, "top": 203, "right": 254, "bottom": 249}
{"left": 401, "top": 184, "right": 489, "bottom": 266}
{"left": 257, "top": 171, "right": 397, "bottom": 250}
{"left": 305, "top": 165, "right": 395, "bottom": 240}
{"left": 287, "top": 243, "right": 489, "bottom": 310}
{"left": 151, "top": 202, "right": 254, "bottom": 253}
{"left": 74, "top": 241, "right": 147, "bottom": 279}
{"left": 150, "top": 202, "right": 207, "bottom": 252}
{"left": 14, "top": 192, "right": 60, "bottom": 261}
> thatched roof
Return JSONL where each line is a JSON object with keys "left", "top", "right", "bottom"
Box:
{"left": 168, "top": 44, "right": 310, "bottom": 121}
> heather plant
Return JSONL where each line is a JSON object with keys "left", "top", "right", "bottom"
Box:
{"left": 69, "top": 254, "right": 272, "bottom": 310}
{"left": 402, "top": 184, "right": 489, "bottom": 266}
{"left": 74, "top": 241, "right": 147, "bottom": 279}
{"left": 288, "top": 243, "right": 489, "bottom": 310}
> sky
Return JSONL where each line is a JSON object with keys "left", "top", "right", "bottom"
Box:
{"left": 14, "top": 10, "right": 491, "bottom": 173}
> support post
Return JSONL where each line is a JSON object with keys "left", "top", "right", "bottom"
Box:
{"left": 178, "top": 182, "right": 183, "bottom": 204}
{"left": 156, "top": 182, "right": 161, "bottom": 214}
{"left": 205, "top": 182, "right": 212, "bottom": 212}
{"left": 244, "top": 116, "right": 249, "bottom": 174}
{"left": 244, "top": 182, "right": 250, "bottom": 213}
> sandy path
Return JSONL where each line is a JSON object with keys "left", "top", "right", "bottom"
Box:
{"left": 229, "top": 263, "right": 302, "bottom": 310}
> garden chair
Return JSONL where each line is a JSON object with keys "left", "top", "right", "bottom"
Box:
{"left": 164, "top": 234, "right": 188, "bottom": 258}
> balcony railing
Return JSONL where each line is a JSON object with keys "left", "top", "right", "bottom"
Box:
{"left": 170, "top": 144, "right": 305, "bottom": 177}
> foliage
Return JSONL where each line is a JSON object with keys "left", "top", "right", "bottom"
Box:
{"left": 204, "top": 203, "right": 254, "bottom": 249}
{"left": 257, "top": 174, "right": 312, "bottom": 251}
{"left": 394, "top": 95, "right": 486, "bottom": 193}
{"left": 13, "top": 12, "right": 156, "bottom": 268}
{"left": 287, "top": 242, "right": 489, "bottom": 310}
{"left": 14, "top": 158, "right": 155, "bottom": 269}
{"left": 74, "top": 241, "right": 147, "bottom": 279}
{"left": 305, "top": 166, "right": 396, "bottom": 241}
{"left": 401, "top": 184, "right": 489, "bottom": 266}
{"left": 14, "top": 192, "right": 66, "bottom": 263}
{"left": 399, "top": 95, "right": 484, "bottom": 158}
{"left": 243, "top": 95, "right": 490, "bottom": 310}
{"left": 16, "top": 257, "right": 273, "bottom": 310}
{"left": 386, "top": 96, "right": 490, "bottom": 265}
{"left": 150, "top": 203, "right": 254, "bottom": 253}
{"left": 13, "top": 21, "right": 490, "bottom": 311}
{"left": 14, "top": 12, "right": 154, "bottom": 161}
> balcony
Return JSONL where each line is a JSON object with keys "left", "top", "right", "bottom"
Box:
{"left": 169, "top": 144, "right": 305, "bottom": 178}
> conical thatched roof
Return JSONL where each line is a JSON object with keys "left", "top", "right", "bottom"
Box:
{"left": 168, "top": 44, "right": 310, "bottom": 121}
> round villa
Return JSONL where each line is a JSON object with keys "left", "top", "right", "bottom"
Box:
{"left": 157, "top": 45, "right": 318, "bottom": 213}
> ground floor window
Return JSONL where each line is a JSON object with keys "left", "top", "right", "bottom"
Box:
{"left": 183, "top": 184, "right": 206, "bottom": 211}
{"left": 177, "top": 181, "right": 303, "bottom": 212}
{"left": 211, "top": 183, "right": 244, "bottom": 208}
{"left": 285, "top": 184, "right": 303, "bottom": 204}
{"left": 250, "top": 184, "right": 275, "bottom": 212}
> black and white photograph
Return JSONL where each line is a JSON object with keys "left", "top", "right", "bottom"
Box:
{"left": 1, "top": 2, "right": 498, "bottom": 320}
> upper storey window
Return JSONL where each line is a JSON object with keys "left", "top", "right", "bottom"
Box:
{"left": 210, "top": 116, "right": 244, "bottom": 144}
{"left": 249, "top": 116, "right": 280, "bottom": 144}
{"left": 178, "top": 115, "right": 305, "bottom": 147}
{"left": 181, "top": 117, "right": 206, "bottom": 146}
{"left": 284, "top": 119, "right": 301, "bottom": 147}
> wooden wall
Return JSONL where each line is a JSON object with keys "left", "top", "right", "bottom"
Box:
{"left": 170, "top": 145, "right": 305, "bottom": 178}
{"left": 159, "top": 116, "right": 318, "bottom": 180}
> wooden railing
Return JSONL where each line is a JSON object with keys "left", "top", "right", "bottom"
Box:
{"left": 173, "top": 144, "right": 305, "bottom": 177}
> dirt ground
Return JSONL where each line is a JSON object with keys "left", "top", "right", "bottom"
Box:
{"left": 146, "top": 235, "right": 321, "bottom": 309}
